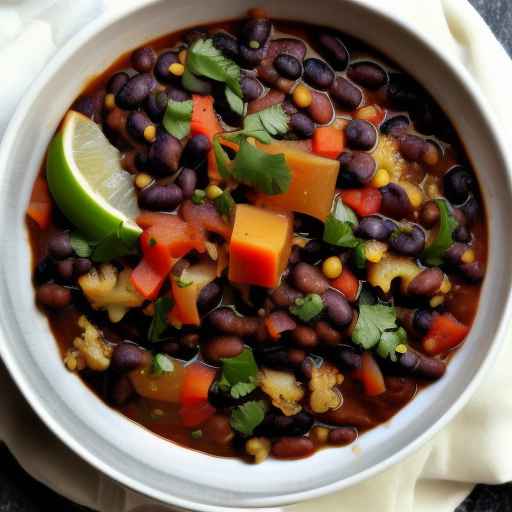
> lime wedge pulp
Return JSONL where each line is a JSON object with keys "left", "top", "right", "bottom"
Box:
{"left": 46, "top": 111, "right": 141, "bottom": 245}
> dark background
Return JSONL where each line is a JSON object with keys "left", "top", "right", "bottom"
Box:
{"left": 1, "top": 1, "right": 511, "bottom": 511}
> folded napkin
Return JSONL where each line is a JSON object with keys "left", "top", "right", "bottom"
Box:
{"left": 1, "top": 0, "right": 511, "bottom": 511}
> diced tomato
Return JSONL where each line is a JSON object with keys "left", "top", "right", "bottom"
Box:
{"left": 340, "top": 188, "right": 382, "bottom": 217}
{"left": 330, "top": 267, "right": 360, "bottom": 302}
{"left": 312, "top": 126, "right": 345, "bottom": 159}
{"left": 180, "top": 362, "right": 217, "bottom": 406}
{"left": 179, "top": 402, "right": 216, "bottom": 427}
{"left": 180, "top": 200, "right": 231, "bottom": 240}
{"left": 27, "top": 176, "right": 52, "bottom": 229}
{"left": 130, "top": 257, "right": 171, "bottom": 300}
{"left": 354, "top": 352, "right": 386, "bottom": 396}
{"left": 422, "top": 313, "right": 469, "bottom": 356}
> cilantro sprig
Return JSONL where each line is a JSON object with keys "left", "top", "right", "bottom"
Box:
{"left": 218, "top": 348, "right": 258, "bottom": 398}
{"left": 239, "top": 104, "right": 289, "bottom": 143}
{"left": 323, "top": 199, "right": 360, "bottom": 248}
{"left": 148, "top": 297, "right": 173, "bottom": 342}
{"left": 162, "top": 99, "right": 193, "bottom": 139}
{"left": 230, "top": 400, "right": 267, "bottom": 436}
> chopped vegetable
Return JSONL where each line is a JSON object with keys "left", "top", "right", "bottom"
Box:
{"left": 239, "top": 104, "right": 289, "bottom": 143}
{"left": 27, "top": 176, "right": 52, "bottom": 229}
{"left": 152, "top": 353, "right": 175, "bottom": 375}
{"left": 180, "top": 199, "right": 231, "bottom": 240}
{"left": 290, "top": 293, "right": 324, "bottom": 322}
{"left": 70, "top": 231, "right": 92, "bottom": 257}
{"left": 422, "top": 199, "right": 458, "bottom": 266}
{"left": 225, "top": 86, "right": 244, "bottom": 116}
{"left": 330, "top": 267, "right": 360, "bottom": 302}
{"left": 72, "top": 316, "right": 112, "bottom": 371}
{"left": 323, "top": 199, "right": 360, "bottom": 248}
{"left": 148, "top": 297, "right": 173, "bottom": 342}
{"left": 191, "top": 189, "right": 206, "bottom": 205}
{"left": 352, "top": 304, "right": 398, "bottom": 350}
{"left": 355, "top": 351, "right": 386, "bottom": 396}
{"left": 179, "top": 402, "right": 216, "bottom": 427}
{"left": 180, "top": 362, "right": 217, "bottom": 406}
{"left": 258, "top": 368, "right": 304, "bottom": 416}
{"left": 309, "top": 364, "right": 344, "bottom": 413}
{"left": 422, "top": 313, "right": 469, "bottom": 355}
{"left": 377, "top": 327, "right": 407, "bottom": 361}
{"left": 367, "top": 254, "right": 422, "bottom": 294}
{"left": 214, "top": 190, "right": 236, "bottom": 219}
{"left": 90, "top": 226, "right": 137, "bottom": 263}
{"left": 312, "top": 126, "right": 345, "bottom": 159}
{"left": 340, "top": 188, "right": 382, "bottom": 217}
{"left": 230, "top": 400, "right": 266, "bottom": 436}
{"left": 219, "top": 348, "right": 258, "bottom": 389}
{"left": 163, "top": 99, "right": 193, "bottom": 139}
{"left": 229, "top": 204, "right": 293, "bottom": 288}
{"left": 191, "top": 429, "right": 203, "bottom": 439}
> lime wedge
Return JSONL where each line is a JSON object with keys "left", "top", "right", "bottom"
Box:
{"left": 46, "top": 111, "right": 141, "bottom": 244}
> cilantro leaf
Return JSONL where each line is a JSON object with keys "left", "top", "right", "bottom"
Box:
{"left": 422, "top": 199, "right": 458, "bottom": 266}
{"left": 230, "top": 400, "right": 266, "bottom": 436}
{"left": 212, "top": 135, "right": 234, "bottom": 179}
{"left": 91, "top": 224, "right": 136, "bottom": 262}
{"left": 219, "top": 348, "right": 258, "bottom": 387}
{"left": 151, "top": 353, "right": 174, "bottom": 375}
{"left": 290, "top": 293, "right": 325, "bottom": 322}
{"left": 225, "top": 86, "right": 244, "bottom": 116}
{"left": 232, "top": 139, "right": 291, "bottom": 195}
{"left": 353, "top": 241, "right": 367, "bottom": 269}
{"left": 187, "top": 39, "right": 242, "bottom": 97}
{"left": 241, "top": 104, "right": 289, "bottom": 143}
{"left": 148, "top": 297, "right": 173, "bottom": 342}
{"left": 70, "top": 232, "right": 92, "bottom": 258}
{"left": 181, "top": 68, "right": 212, "bottom": 94}
{"left": 163, "top": 99, "right": 193, "bottom": 139}
{"left": 214, "top": 190, "right": 235, "bottom": 219}
{"left": 323, "top": 199, "right": 360, "bottom": 248}
{"left": 352, "top": 304, "right": 397, "bottom": 349}
{"left": 377, "top": 327, "right": 407, "bottom": 361}
{"left": 230, "top": 378, "right": 257, "bottom": 399}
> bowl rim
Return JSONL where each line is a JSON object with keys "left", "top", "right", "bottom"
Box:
{"left": 1, "top": 0, "right": 512, "bottom": 510}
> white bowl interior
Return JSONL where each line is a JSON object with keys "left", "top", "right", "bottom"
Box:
{"left": 1, "top": 0, "right": 512, "bottom": 509}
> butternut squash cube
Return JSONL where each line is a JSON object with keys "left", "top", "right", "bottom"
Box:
{"left": 229, "top": 204, "right": 293, "bottom": 288}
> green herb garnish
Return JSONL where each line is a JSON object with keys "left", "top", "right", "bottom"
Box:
{"left": 91, "top": 223, "right": 137, "bottom": 262}
{"left": 240, "top": 104, "right": 289, "bottom": 143}
{"left": 230, "top": 400, "right": 266, "bottom": 436}
{"left": 148, "top": 297, "right": 173, "bottom": 342}
{"left": 323, "top": 199, "right": 360, "bottom": 248}
{"left": 151, "top": 353, "right": 174, "bottom": 376}
{"left": 376, "top": 327, "right": 407, "bottom": 361}
{"left": 290, "top": 293, "right": 325, "bottom": 322}
{"left": 230, "top": 378, "right": 257, "bottom": 399}
{"left": 192, "top": 189, "right": 206, "bottom": 205}
{"left": 218, "top": 348, "right": 258, "bottom": 390}
{"left": 70, "top": 232, "right": 92, "bottom": 258}
{"left": 181, "top": 68, "right": 212, "bottom": 94}
{"left": 212, "top": 136, "right": 234, "bottom": 180}
{"left": 225, "top": 85, "right": 244, "bottom": 116}
{"left": 353, "top": 242, "right": 367, "bottom": 269}
{"left": 190, "top": 429, "right": 203, "bottom": 439}
{"left": 187, "top": 39, "right": 242, "bottom": 97}
{"left": 214, "top": 190, "right": 236, "bottom": 219}
{"left": 422, "top": 199, "right": 458, "bottom": 266}
{"left": 162, "top": 99, "right": 193, "bottom": 139}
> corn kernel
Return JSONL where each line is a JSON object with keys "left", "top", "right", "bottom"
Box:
{"left": 322, "top": 256, "right": 343, "bottom": 279}
{"left": 400, "top": 181, "right": 423, "bottom": 208}
{"left": 461, "top": 248, "right": 475, "bottom": 264}
{"left": 371, "top": 168, "right": 390, "bottom": 188}
{"left": 293, "top": 84, "right": 312, "bottom": 108}
{"left": 178, "top": 49, "right": 187, "bottom": 65}
{"left": 249, "top": 40, "right": 261, "bottom": 49}
{"left": 104, "top": 93, "right": 116, "bottom": 110}
{"left": 246, "top": 136, "right": 257, "bottom": 146}
{"left": 205, "top": 184, "right": 223, "bottom": 200}
{"left": 143, "top": 125, "right": 157, "bottom": 143}
{"left": 168, "top": 62, "right": 185, "bottom": 76}
{"left": 135, "top": 173, "right": 153, "bottom": 189}
{"left": 395, "top": 344, "right": 408, "bottom": 354}
{"left": 355, "top": 105, "right": 378, "bottom": 122}
{"left": 439, "top": 276, "right": 452, "bottom": 294}
{"left": 430, "top": 295, "right": 445, "bottom": 308}
{"left": 364, "top": 240, "right": 387, "bottom": 263}
{"left": 310, "top": 426, "right": 330, "bottom": 446}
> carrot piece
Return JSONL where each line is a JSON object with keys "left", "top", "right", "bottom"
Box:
{"left": 27, "top": 176, "right": 52, "bottom": 229}
{"left": 179, "top": 402, "right": 216, "bottom": 427}
{"left": 180, "top": 362, "right": 217, "bottom": 406}
{"left": 312, "top": 126, "right": 345, "bottom": 159}
{"left": 340, "top": 188, "right": 382, "bottom": 217}
{"left": 330, "top": 267, "right": 360, "bottom": 302}
{"left": 422, "top": 313, "right": 469, "bottom": 356}
{"left": 130, "top": 258, "right": 170, "bottom": 300}
{"left": 355, "top": 352, "right": 386, "bottom": 396}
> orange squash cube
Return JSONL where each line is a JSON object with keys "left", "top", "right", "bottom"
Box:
{"left": 229, "top": 204, "right": 293, "bottom": 288}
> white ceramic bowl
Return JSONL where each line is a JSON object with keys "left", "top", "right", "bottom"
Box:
{"left": 1, "top": 0, "right": 512, "bottom": 510}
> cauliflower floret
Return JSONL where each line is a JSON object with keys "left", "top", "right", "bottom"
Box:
{"left": 71, "top": 316, "right": 112, "bottom": 371}
{"left": 309, "top": 363, "right": 344, "bottom": 414}
{"left": 258, "top": 368, "right": 304, "bottom": 416}
{"left": 79, "top": 264, "right": 144, "bottom": 322}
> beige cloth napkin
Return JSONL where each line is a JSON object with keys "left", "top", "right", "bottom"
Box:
{"left": 1, "top": 0, "right": 512, "bottom": 511}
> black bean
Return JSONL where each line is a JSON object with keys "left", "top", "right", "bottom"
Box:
{"left": 111, "top": 343, "right": 146, "bottom": 373}
{"left": 202, "top": 336, "right": 244, "bottom": 364}
{"left": 338, "top": 152, "right": 376, "bottom": 187}
{"left": 413, "top": 309, "right": 433, "bottom": 334}
{"left": 48, "top": 232, "right": 73, "bottom": 260}
{"left": 291, "top": 263, "right": 329, "bottom": 295}
{"left": 258, "top": 411, "right": 313, "bottom": 437}
{"left": 274, "top": 53, "right": 302, "bottom": 80}
{"left": 318, "top": 33, "right": 349, "bottom": 70}
{"left": 460, "top": 196, "right": 479, "bottom": 226}
{"left": 134, "top": 151, "right": 149, "bottom": 172}
{"left": 34, "top": 257, "right": 54, "bottom": 285}
{"left": 197, "top": 281, "right": 222, "bottom": 314}
{"left": 303, "top": 58, "right": 335, "bottom": 90}
{"left": 110, "top": 376, "right": 135, "bottom": 405}
{"left": 148, "top": 132, "right": 182, "bottom": 175}
{"left": 239, "top": 44, "right": 267, "bottom": 68}
{"left": 289, "top": 112, "right": 315, "bottom": 139}
{"left": 291, "top": 325, "right": 318, "bottom": 349}
{"left": 184, "top": 28, "right": 208, "bottom": 46}
{"left": 356, "top": 216, "right": 396, "bottom": 240}
{"left": 386, "top": 73, "right": 421, "bottom": 110}
{"left": 181, "top": 134, "right": 210, "bottom": 168}
{"left": 315, "top": 320, "right": 342, "bottom": 346}
{"left": 74, "top": 258, "right": 92, "bottom": 276}
{"left": 241, "top": 76, "right": 263, "bottom": 101}
{"left": 36, "top": 283, "right": 72, "bottom": 309}
{"left": 399, "top": 134, "right": 428, "bottom": 162}
{"left": 336, "top": 346, "right": 362, "bottom": 371}
{"left": 322, "top": 289, "right": 353, "bottom": 328}
{"left": 168, "top": 86, "right": 190, "bottom": 102}
{"left": 131, "top": 47, "right": 156, "bottom": 73}
{"left": 453, "top": 224, "right": 471, "bottom": 243}
{"left": 300, "top": 239, "right": 325, "bottom": 264}
{"left": 380, "top": 183, "right": 413, "bottom": 219}
{"left": 106, "top": 72, "right": 130, "bottom": 95}
{"left": 154, "top": 51, "right": 180, "bottom": 83}
{"left": 212, "top": 32, "right": 240, "bottom": 59}
{"left": 56, "top": 258, "right": 74, "bottom": 281}
{"left": 380, "top": 115, "right": 410, "bottom": 137}
{"left": 271, "top": 283, "right": 303, "bottom": 308}
{"left": 161, "top": 341, "right": 180, "bottom": 357}
{"left": 126, "top": 111, "right": 153, "bottom": 142}
{"left": 176, "top": 168, "right": 197, "bottom": 199}
{"left": 144, "top": 91, "right": 169, "bottom": 122}
{"left": 398, "top": 349, "right": 446, "bottom": 380}
{"left": 389, "top": 224, "right": 425, "bottom": 256}
{"left": 138, "top": 184, "right": 183, "bottom": 211}
{"left": 347, "top": 61, "right": 388, "bottom": 89}
{"left": 267, "top": 38, "right": 307, "bottom": 61}
{"left": 240, "top": 18, "right": 271, "bottom": 48}
{"left": 345, "top": 120, "right": 377, "bottom": 150}
{"left": 72, "top": 95, "right": 98, "bottom": 119}
{"left": 116, "top": 73, "right": 155, "bottom": 109}
{"left": 407, "top": 268, "right": 443, "bottom": 296}
{"left": 443, "top": 166, "right": 475, "bottom": 205}
{"left": 329, "top": 77, "right": 362, "bottom": 111}
{"left": 208, "top": 307, "right": 260, "bottom": 336}
{"left": 460, "top": 261, "right": 484, "bottom": 282}
{"left": 308, "top": 90, "right": 334, "bottom": 125}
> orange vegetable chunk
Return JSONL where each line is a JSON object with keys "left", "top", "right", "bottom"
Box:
{"left": 422, "top": 313, "right": 469, "bottom": 356}
{"left": 254, "top": 141, "right": 339, "bottom": 221}
{"left": 312, "top": 126, "right": 345, "bottom": 159}
{"left": 27, "top": 176, "right": 52, "bottom": 229}
{"left": 229, "top": 204, "right": 293, "bottom": 288}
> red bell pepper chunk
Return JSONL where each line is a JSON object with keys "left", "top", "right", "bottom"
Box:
{"left": 130, "top": 257, "right": 172, "bottom": 301}
{"left": 179, "top": 402, "right": 216, "bottom": 427}
{"left": 180, "top": 362, "right": 217, "bottom": 406}
{"left": 354, "top": 352, "right": 386, "bottom": 396}
{"left": 312, "top": 126, "right": 345, "bottom": 159}
{"left": 340, "top": 188, "right": 382, "bottom": 217}
{"left": 27, "top": 176, "right": 52, "bottom": 229}
{"left": 422, "top": 313, "right": 469, "bottom": 356}
{"left": 330, "top": 267, "right": 360, "bottom": 302}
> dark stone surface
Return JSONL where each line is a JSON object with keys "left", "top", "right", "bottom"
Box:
{"left": 1, "top": 2, "right": 511, "bottom": 511}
